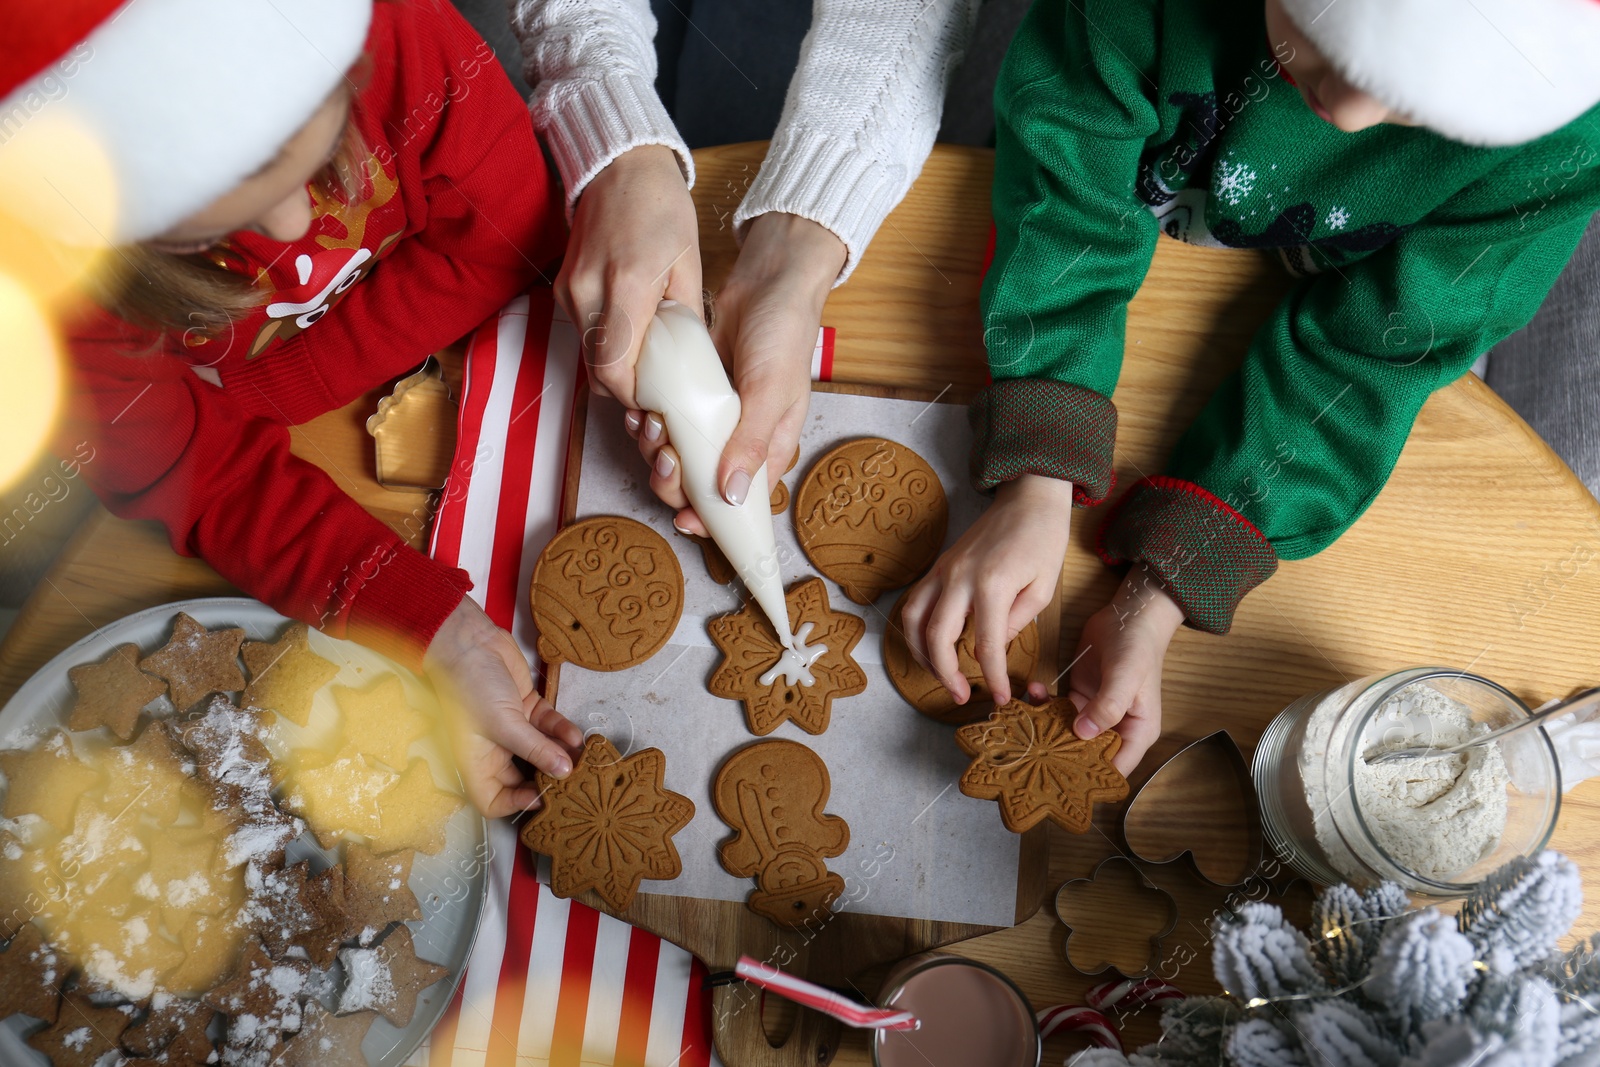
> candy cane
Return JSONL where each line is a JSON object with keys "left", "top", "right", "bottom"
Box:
{"left": 1035, "top": 1005, "right": 1122, "bottom": 1051}
{"left": 1085, "top": 977, "right": 1185, "bottom": 1014}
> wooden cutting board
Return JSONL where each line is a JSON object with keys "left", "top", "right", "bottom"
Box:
{"left": 545, "top": 380, "right": 1053, "bottom": 1067}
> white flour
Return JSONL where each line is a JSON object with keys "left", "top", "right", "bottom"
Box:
{"left": 1305, "top": 681, "right": 1509, "bottom": 883}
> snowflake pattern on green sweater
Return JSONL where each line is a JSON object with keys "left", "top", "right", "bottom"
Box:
{"left": 975, "top": 0, "right": 1600, "bottom": 630}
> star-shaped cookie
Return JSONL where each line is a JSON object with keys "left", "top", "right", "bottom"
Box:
{"left": 0, "top": 730, "right": 102, "bottom": 829}
{"left": 242, "top": 622, "right": 340, "bottom": 727}
{"left": 26, "top": 991, "right": 130, "bottom": 1067}
{"left": 0, "top": 921, "right": 63, "bottom": 1023}
{"left": 336, "top": 925, "right": 448, "bottom": 1028}
{"left": 519, "top": 734, "right": 694, "bottom": 911}
{"left": 140, "top": 612, "right": 247, "bottom": 712}
{"left": 954, "top": 698, "right": 1129, "bottom": 834}
{"left": 275, "top": 1002, "right": 375, "bottom": 1066}
{"left": 203, "top": 937, "right": 311, "bottom": 1033}
{"left": 331, "top": 676, "right": 430, "bottom": 771}
{"left": 370, "top": 759, "right": 464, "bottom": 856}
{"left": 122, "top": 993, "right": 218, "bottom": 1062}
{"left": 66, "top": 642, "right": 168, "bottom": 739}
{"left": 708, "top": 576, "right": 867, "bottom": 735}
{"left": 342, "top": 844, "right": 422, "bottom": 945}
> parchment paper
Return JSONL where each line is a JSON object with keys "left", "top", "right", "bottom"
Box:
{"left": 554, "top": 389, "right": 1022, "bottom": 927}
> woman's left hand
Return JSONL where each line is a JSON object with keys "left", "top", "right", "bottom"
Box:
{"left": 633, "top": 212, "right": 845, "bottom": 530}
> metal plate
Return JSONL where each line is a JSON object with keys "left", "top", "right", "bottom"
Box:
{"left": 0, "top": 597, "right": 488, "bottom": 1067}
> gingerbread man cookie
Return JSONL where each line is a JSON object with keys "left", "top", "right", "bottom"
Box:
{"left": 794, "top": 437, "right": 948, "bottom": 605}
{"left": 883, "top": 590, "right": 1041, "bottom": 724}
{"left": 955, "top": 698, "right": 1129, "bottom": 834}
{"left": 714, "top": 739, "right": 850, "bottom": 927}
{"left": 707, "top": 576, "right": 867, "bottom": 736}
{"left": 531, "top": 516, "right": 684, "bottom": 671}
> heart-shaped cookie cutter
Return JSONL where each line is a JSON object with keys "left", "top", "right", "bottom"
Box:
{"left": 1120, "top": 730, "right": 1264, "bottom": 888}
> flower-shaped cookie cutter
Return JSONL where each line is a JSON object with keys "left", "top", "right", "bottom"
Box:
{"left": 1053, "top": 855, "right": 1178, "bottom": 977}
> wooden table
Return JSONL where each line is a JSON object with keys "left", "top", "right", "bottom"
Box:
{"left": 4, "top": 142, "right": 1600, "bottom": 1064}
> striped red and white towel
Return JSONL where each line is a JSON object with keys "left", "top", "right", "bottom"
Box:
{"left": 421, "top": 290, "right": 834, "bottom": 1066}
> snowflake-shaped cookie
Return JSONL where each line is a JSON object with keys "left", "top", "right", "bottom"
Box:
{"left": 955, "top": 699, "right": 1129, "bottom": 834}
{"left": 519, "top": 735, "right": 695, "bottom": 911}
{"left": 708, "top": 577, "right": 867, "bottom": 736}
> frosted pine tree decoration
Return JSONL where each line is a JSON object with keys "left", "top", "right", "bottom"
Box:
{"left": 1075, "top": 852, "right": 1600, "bottom": 1067}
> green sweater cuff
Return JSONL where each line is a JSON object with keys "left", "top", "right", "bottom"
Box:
{"left": 968, "top": 379, "right": 1118, "bottom": 505}
{"left": 1096, "top": 476, "right": 1278, "bottom": 634}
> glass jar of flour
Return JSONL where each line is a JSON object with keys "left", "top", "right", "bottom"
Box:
{"left": 1253, "top": 667, "right": 1561, "bottom": 895}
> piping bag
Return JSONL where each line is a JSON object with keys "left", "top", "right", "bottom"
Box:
{"left": 635, "top": 300, "right": 797, "bottom": 651}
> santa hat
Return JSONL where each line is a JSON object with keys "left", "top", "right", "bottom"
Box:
{"left": 0, "top": 0, "right": 373, "bottom": 245}
{"left": 1279, "top": 0, "right": 1600, "bottom": 146}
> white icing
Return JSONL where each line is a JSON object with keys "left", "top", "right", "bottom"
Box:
{"left": 758, "top": 623, "right": 826, "bottom": 688}
{"left": 636, "top": 301, "right": 794, "bottom": 647}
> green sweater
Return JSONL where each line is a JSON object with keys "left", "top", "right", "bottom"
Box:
{"left": 975, "top": 0, "right": 1600, "bottom": 632}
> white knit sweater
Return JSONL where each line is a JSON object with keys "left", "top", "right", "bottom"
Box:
{"left": 509, "top": 0, "right": 980, "bottom": 283}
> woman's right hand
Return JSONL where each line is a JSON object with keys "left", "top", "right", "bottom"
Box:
{"left": 554, "top": 144, "right": 703, "bottom": 412}
{"left": 423, "top": 597, "right": 584, "bottom": 819}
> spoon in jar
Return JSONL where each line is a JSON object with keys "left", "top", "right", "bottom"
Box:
{"left": 1365, "top": 686, "right": 1600, "bottom": 766}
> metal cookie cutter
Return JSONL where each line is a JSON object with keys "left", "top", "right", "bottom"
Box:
{"left": 1121, "top": 730, "right": 1264, "bottom": 888}
{"left": 1053, "top": 856, "right": 1178, "bottom": 977}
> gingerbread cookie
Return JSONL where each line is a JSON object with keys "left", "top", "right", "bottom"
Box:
{"left": 342, "top": 844, "right": 422, "bottom": 945}
{"left": 140, "top": 612, "right": 247, "bottom": 712}
{"left": 204, "top": 937, "right": 311, "bottom": 1037}
{"left": 883, "top": 591, "right": 1041, "bottom": 725}
{"left": 331, "top": 675, "right": 430, "bottom": 771}
{"left": 713, "top": 740, "right": 849, "bottom": 927}
{"left": 770, "top": 446, "right": 798, "bottom": 514}
{"left": 0, "top": 730, "right": 102, "bottom": 829}
{"left": 0, "top": 922, "right": 63, "bottom": 1023}
{"left": 122, "top": 994, "right": 218, "bottom": 1063}
{"left": 241, "top": 622, "right": 340, "bottom": 727}
{"left": 794, "top": 437, "right": 948, "bottom": 604}
{"left": 167, "top": 699, "right": 303, "bottom": 869}
{"left": 165, "top": 910, "right": 246, "bottom": 995}
{"left": 102, "top": 724, "right": 199, "bottom": 829}
{"left": 337, "top": 925, "right": 448, "bottom": 1028}
{"left": 291, "top": 863, "right": 353, "bottom": 968}
{"left": 66, "top": 642, "right": 168, "bottom": 740}
{"left": 26, "top": 991, "right": 130, "bottom": 1067}
{"left": 280, "top": 745, "right": 391, "bottom": 846}
{"left": 370, "top": 759, "right": 464, "bottom": 856}
{"left": 955, "top": 698, "right": 1129, "bottom": 834}
{"left": 682, "top": 532, "right": 737, "bottom": 585}
{"left": 278, "top": 1002, "right": 374, "bottom": 1066}
{"left": 707, "top": 576, "right": 867, "bottom": 736}
{"left": 519, "top": 735, "right": 694, "bottom": 911}
{"left": 530, "top": 516, "right": 684, "bottom": 671}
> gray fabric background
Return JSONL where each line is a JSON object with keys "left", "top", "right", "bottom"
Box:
{"left": 1486, "top": 215, "right": 1600, "bottom": 500}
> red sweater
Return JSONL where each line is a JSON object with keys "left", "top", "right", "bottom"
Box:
{"left": 61, "top": 0, "right": 565, "bottom": 668}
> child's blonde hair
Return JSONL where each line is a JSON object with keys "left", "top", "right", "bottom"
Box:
{"left": 92, "top": 65, "right": 374, "bottom": 340}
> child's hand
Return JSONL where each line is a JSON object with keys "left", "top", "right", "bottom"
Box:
{"left": 556, "top": 144, "right": 702, "bottom": 411}
{"left": 900, "top": 475, "right": 1075, "bottom": 707}
{"left": 631, "top": 212, "right": 845, "bottom": 529}
{"left": 1065, "top": 565, "right": 1185, "bottom": 775}
{"left": 423, "top": 598, "right": 584, "bottom": 819}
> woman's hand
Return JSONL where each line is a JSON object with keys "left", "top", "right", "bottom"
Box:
{"left": 900, "top": 475, "right": 1075, "bottom": 708}
{"left": 1064, "top": 565, "right": 1186, "bottom": 775}
{"left": 554, "top": 145, "right": 702, "bottom": 411}
{"left": 423, "top": 597, "right": 584, "bottom": 819}
{"left": 632, "top": 212, "right": 845, "bottom": 531}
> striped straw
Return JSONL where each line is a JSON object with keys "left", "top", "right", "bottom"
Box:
{"left": 734, "top": 956, "right": 921, "bottom": 1032}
